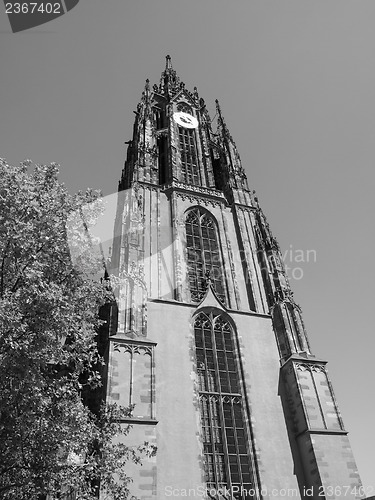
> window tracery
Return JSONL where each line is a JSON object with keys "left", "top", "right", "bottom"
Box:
{"left": 178, "top": 126, "right": 199, "bottom": 185}
{"left": 185, "top": 208, "right": 226, "bottom": 304}
{"left": 177, "top": 102, "right": 193, "bottom": 114}
{"left": 194, "top": 312, "right": 255, "bottom": 498}
{"left": 112, "top": 342, "right": 155, "bottom": 420}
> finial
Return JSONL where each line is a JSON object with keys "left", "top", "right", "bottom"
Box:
{"left": 142, "top": 78, "right": 151, "bottom": 103}
{"left": 160, "top": 55, "right": 181, "bottom": 97}
{"left": 205, "top": 270, "right": 212, "bottom": 288}
{"left": 215, "top": 99, "right": 232, "bottom": 140}
{"left": 215, "top": 99, "right": 222, "bottom": 117}
{"left": 165, "top": 54, "right": 172, "bottom": 70}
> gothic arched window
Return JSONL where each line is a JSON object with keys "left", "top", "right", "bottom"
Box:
{"left": 178, "top": 126, "right": 199, "bottom": 185}
{"left": 194, "top": 312, "right": 255, "bottom": 499}
{"left": 185, "top": 208, "right": 226, "bottom": 304}
{"left": 177, "top": 102, "right": 192, "bottom": 114}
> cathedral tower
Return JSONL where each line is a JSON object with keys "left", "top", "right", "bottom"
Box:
{"left": 104, "top": 56, "right": 362, "bottom": 499}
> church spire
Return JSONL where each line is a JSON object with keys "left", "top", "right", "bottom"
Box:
{"left": 110, "top": 57, "right": 363, "bottom": 499}
{"left": 137, "top": 78, "right": 152, "bottom": 119}
{"left": 214, "top": 99, "right": 250, "bottom": 195}
{"left": 158, "top": 54, "right": 183, "bottom": 98}
{"left": 215, "top": 98, "right": 233, "bottom": 143}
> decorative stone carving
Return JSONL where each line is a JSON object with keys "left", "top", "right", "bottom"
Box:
{"left": 109, "top": 266, "right": 147, "bottom": 337}
{"left": 113, "top": 342, "right": 153, "bottom": 356}
{"left": 295, "top": 363, "right": 326, "bottom": 373}
{"left": 163, "top": 180, "right": 226, "bottom": 201}
{"left": 173, "top": 192, "right": 223, "bottom": 208}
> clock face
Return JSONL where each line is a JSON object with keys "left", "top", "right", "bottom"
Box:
{"left": 173, "top": 111, "right": 198, "bottom": 129}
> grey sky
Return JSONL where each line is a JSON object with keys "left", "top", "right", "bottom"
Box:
{"left": 1, "top": 0, "right": 374, "bottom": 489}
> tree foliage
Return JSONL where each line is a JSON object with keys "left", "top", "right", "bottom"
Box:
{"left": 0, "top": 159, "right": 153, "bottom": 499}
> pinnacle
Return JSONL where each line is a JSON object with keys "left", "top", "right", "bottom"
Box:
{"left": 165, "top": 54, "right": 172, "bottom": 70}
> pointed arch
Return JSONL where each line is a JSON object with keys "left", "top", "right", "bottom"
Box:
{"left": 193, "top": 311, "right": 256, "bottom": 497}
{"left": 113, "top": 269, "right": 147, "bottom": 337}
{"left": 177, "top": 102, "right": 193, "bottom": 114}
{"left": 178, "top": 122, "right": 199, "bottom": 185}
{"left": 185, "top": 207, "right": 227, "bottom": 305}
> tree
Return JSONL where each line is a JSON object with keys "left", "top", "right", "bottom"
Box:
{"left": 0, "top": 159, "right": 154, "bottom": 499}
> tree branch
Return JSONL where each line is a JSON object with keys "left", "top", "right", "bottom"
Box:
{"left": 0, "top": 239, "right": 11, "bottom": 299}
{"left": 0, "top": 482, "right": 28, "bottom": 494}
{"left": 11, "top": 243, "right": 46, "bottom": 293}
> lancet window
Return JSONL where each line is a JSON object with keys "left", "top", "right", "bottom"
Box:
{"left": 185, "top": 208, "right": 226, "bottom": 304}
{"left": 153, "top": 106, "right": 165, "bottom": 130}
{"left": 176, "top": 103, "right": 200, "bottom": 185}
{"left": 111, "top": 341, "right": 155, "bottom": 420}
{"left": 194, "top": 312, "right": 255, "bottom": 499}
{"left": 178, "top": 126, "right": 199, "bottom": 185}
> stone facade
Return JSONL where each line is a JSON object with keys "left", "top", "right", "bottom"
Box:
{"left": 101, "top": 56, "right": 363, "bottom": 499}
